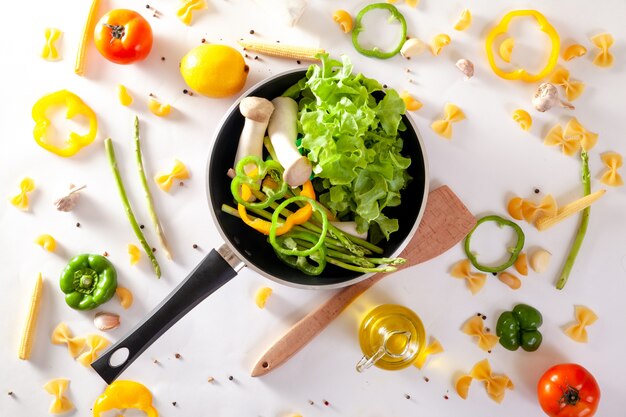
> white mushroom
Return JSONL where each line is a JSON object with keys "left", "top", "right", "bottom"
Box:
{"left": 234, "top": 97, "right": 275, "bottom": 174}
{"left": 532, "top": 83, "right": 574, "bottom": 112}
{"left": 268, "top": 97, "right": 312, "bottom": 187}
{"left": 331, "top": 221, "right": 368, "bottom": 240}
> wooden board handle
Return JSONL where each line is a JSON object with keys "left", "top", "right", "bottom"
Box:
{"left": 251, "top": 185, "right": 476, "bottom": 377}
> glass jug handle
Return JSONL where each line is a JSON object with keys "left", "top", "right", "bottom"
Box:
{"left": 356, "top": 330, "right": 412, "bottom": 373}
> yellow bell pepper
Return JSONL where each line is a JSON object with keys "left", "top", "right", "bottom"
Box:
{"left": 92, "top": 380, "right": 158, "bottom": 417}
{"left": 32, "top": 90, "right": 98, "bottom": 157}
{"left": 238, "top": 180, "right": 315, "bottom": 235}
{"left": 485, "top": 10, "right": 560, "bottom": 82}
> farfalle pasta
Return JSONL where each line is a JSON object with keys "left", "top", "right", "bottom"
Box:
{"left": 600, "top": 151, "right": 623, "bottom": 187}
{"left": 413, "top": 337, "right": 443, "bottom": 369}
{"left": 41, "top": 28, "right": 62, "bottom": 61}
{"left": 544, "top": 124, "right": 581, "bottom": 156}
{"left": 462, "top": 316, "right": 499, "bottom": 351}
{"left": 453, "top": 9, "right": 471, "bottom": 31}
{"left": 591, "top": 33, "right": 614, "bottom": 68}
{"left": 10, "top": 177, "right": 35, "bottom": 210}
{"left": 77, "top": 334, "right": 110, "bottom": 367}
{"left": 456, "top": 359, "right": 514, "bottom": 403}
{"left": 565, "top": 117, "right": 598, "bottom": 151}
{"left": 176, "top": 0, "right": 208, "bottom": 25}
{"left": 35, "top": 234, "right": 57, "bottom": 252}
{"left": 550, "top": 67, "right": 585, "bottom": 101}
{"left": 51, "top": 323, "right": 86, "bottom": 358}
{"left": 154, "top": 159, "right": 190, "bottom": 191}
{"left": 450, "top": 259, "right": 486, "bottom": 294}
{"left": 507, "top": 194, "right": 557, "bottom": 224}
{"left": 564, "top": 305, "right": 598, "bottom": 343}
{"left": 128, "top": 243, "right": 141, "bottom": 265}
{"left": 43, "top": 378, "right": 74, "bottom": 414}
{"left": 431, "top": 103, "right": 465, "bottom": 139}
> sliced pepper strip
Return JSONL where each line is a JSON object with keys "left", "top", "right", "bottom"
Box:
{"left": 485, "top": 10, "right": 560, "bottom": 82}
{"left": 351, "top": 3, "right": 407, "bottom": 59}
{"left": 273, "top": 230, "right": 327, "bottom": 275}
{"left": 231, "top": 156, "right": 288, "bottom": 209}
{"left": 32, "top": 90, "right": 98, "bottom": 157}
{"left": 238, "top": 180, "right": 315, "bottom": 235}
{"left": 269, "top": 196, "right": 328, "bottom": 257}
{"left": 464, "top": 215, "right": 525, "bottom": 273}
{"left": 93, "top": 380, "right": 158, "bottom": 417}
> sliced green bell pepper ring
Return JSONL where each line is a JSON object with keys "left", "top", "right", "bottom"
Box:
{"left": 231, "top": 156, "right": 288, "bottom": 209}
{"left": 32, "top": 90, "right": 98, "bottom": 157}
{"left": 485, "top": 10, "right": 560, "bottom": 82}
{"left": 272, "top": 231, "right": 327, "bottom": 276}
{"left": 269, "top": 196, "right": 328, "bottom": 257}
{"left": 60, "top": 254, "right": 117, "bottom": 310}
{"left": 352, "top": 3, "right": 407, "bottom": 59}
{"left": 496, "top": 304, "right": 543, "bottom": 352}
{"left": 464, "top": 215, "right": 525, "bottom": 273}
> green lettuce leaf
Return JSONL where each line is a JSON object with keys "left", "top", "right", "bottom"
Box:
{"left": 283, "top": 53, "right": 411, "bottom": 240}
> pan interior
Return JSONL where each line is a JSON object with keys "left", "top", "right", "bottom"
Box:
{"left": 208, "top": 70, "right": 426, "bottom": 287}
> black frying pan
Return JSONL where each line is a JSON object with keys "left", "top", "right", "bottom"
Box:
{"left": 92, "top": 69, "right": 428, "bottom": 384}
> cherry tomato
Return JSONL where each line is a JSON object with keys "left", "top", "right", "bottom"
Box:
{"left": 537, "top": 364, "right": 600, "bottom": 417}
{"left": 94, "top": 9, "right": 153, "bottom": 64}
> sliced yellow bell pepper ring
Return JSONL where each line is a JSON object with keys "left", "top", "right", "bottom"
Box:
{"left": 485, "top": 10, "right": 560, "bottom": 82}
{"left": 238, "top": 180, "right": 315, "bottom": 236}
{"left": 32, "top": 90, "right": 98, "bottom": 157}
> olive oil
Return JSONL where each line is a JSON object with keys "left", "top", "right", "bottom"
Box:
{"left": 357, "top": 304, "right": 426, "bottom": 371}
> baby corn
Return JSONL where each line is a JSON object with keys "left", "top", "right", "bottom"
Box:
{"left": 237, "top": 39, "right": 324, "bottom": 62}
{"left": 536, "top": 189, "right": 606, "bottom": 231}
{"left": 18, "top": 273, "right": 44, "bottom": 360}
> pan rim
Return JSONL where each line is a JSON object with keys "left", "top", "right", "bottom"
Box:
{"left": 206, "top": 68, "right": 429, "bottom": 290}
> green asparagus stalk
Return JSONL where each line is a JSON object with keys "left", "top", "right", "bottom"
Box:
{"left": 133, "top": 116, "right": 172, "bottom": 260}
{"left": 105, "top": 138, "right": 161, "bottom": 278}
{"left": 556, "top": 150, "right": 591, "bottom": 290}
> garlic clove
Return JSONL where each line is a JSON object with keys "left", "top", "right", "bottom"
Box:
{"left": 54, "top": 184, "right": 86, "bottom": 212}
{"left": 455, "top": 59, "right": 474, "bottom": 79}
{"left": 401, "top": 38, "right": 426, "bottom": 58}
{"left": 529, "top": 249, "right": 551, "bottom": 273}
{"left": 532, "top": 83, "right": 574, "bottom": 112}
{"left": 94, "top": 312, "right": 120, "bottom": 331}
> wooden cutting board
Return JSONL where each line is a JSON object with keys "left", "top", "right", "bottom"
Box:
{"left": 251, "top": 185, "right": 476, "bottom": 377}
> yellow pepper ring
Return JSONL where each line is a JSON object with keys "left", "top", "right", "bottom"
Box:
{"left": 32, "top": 90, "right": 98, "bottom": 157}
{"left": 485, "top": 10, "right": 560, "bottom": 82}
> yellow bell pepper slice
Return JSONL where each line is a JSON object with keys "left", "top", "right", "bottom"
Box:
{"left": 32, "top": 90, "right": 98, "bottom": 157}
{"left": 93, "top": 380, "right": 159, "bottom": 417}
{"left": 485, "top": 10, "right": 560, "bottom": 82}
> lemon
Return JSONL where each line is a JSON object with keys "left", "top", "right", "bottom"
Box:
{"left": 180, "top": 44, "right": 249, "bottom": 98}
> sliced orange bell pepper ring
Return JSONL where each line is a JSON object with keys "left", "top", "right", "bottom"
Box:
{"left": 32, "top": 90, "right": 98, "bottom": 157}
{"left": 485, "top": 10, "right": 560, "bottom": 82}
{"left": 238, "top": 180, "right": 315, "bottom": 236}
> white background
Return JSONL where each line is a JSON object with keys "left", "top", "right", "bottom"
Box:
{"left": 1, "top": 0, "right": 625, "bottom": 416}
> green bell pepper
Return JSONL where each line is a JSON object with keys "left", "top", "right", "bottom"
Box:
{"left": 60, "top": 254, "right": 117, "bottom": 310}
{"left": 464, "top": 215, "right": 525, "bottom": 273}
{"left": 351, "top": 3, "right": 408, "bottom": 59}
{"left": 231, "top": 155, "right": 288, "bottom": 209}
{"left": 496, "top": 303, "right": 543, "bottom": 352}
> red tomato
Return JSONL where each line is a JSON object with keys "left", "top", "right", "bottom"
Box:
{"left": 537, "top": 364, "right": 600, "bottom": 417}
{"left": 94, "top": 9, "right": 153, "bottom": 64}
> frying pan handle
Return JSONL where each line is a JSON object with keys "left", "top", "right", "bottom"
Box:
{"left": 91, "top": 247, "right": 242, "bottom": 384}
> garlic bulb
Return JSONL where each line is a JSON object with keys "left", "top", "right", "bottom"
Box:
{"left": 54, "top": 184, "right": 86, "bottom": 212}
